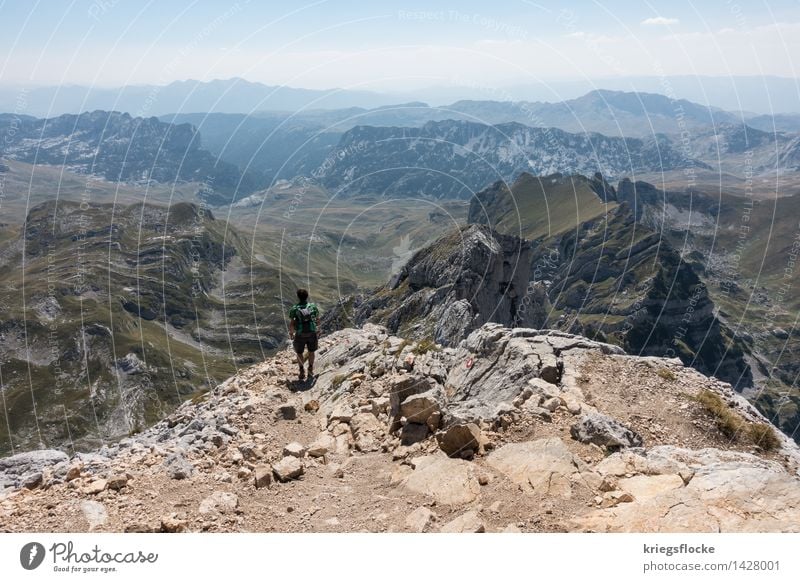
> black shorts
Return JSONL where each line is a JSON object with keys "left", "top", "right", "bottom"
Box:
{"left": 293, "top": 332, "right": 318, "bottom": 354}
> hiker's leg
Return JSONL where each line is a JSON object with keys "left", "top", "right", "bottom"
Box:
{"left": 307, "top": 351, "right": 315, "bottom": 373}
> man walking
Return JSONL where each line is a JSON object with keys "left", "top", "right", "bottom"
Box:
{"left": 288, "top": 288, "right": 320, "bottom": 381}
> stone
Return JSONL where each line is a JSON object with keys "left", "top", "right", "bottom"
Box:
{"left": 283, "top": 442, "right": 306, "bottom": 458}
{"left": 387, "top": 374, "right": 438, "bottom": 421}
{"left": 21, "top": 472, "right": 43, "bottom": 490}
{"left": 401, "top": 454, "right": 480, "bottom": 505}
{"left": 83, "top": 479, "right": 108, "bottom": 495}
{"left": 572, "top": 446, "right": 800, "bottom": 532}
{"left": 125, "top": 522, "right": 156, "bottom": 533}
{"left": 400, "top": 391, "right": 441, "bottom": 424}
{"left": 66, "top": 463, "right": 83, "bottom": 481}
{"left": 501, "top": 524, "right": 521, "bottom": 533}
{"left": 541, "top": 397, "right": 561, "bottom": 412}
{"left": 405, "top": 507, "right": 436, "bottom": 532}
{"left": 350, "top": 413, "right": 386, "bottom": 452}
{"left": 527, "top": 377, "right": 560, "bottom": 400}
{"left": 106, "top": 474, "right": 128, "bottom": 491}
{"left": 199, "top": 491, "right": 239, "bottom": 516}
{"left": 238, "top": 442, "right": 262, "bottom": 461}
{"left": 273, "top": 456, "right": 304, "bottom": 482}
{"left": 307, "top": 434, "right": 335, "bottom": 458}
{"left": 566, "top": 401, "right": 582, "bottom": 415}
{"left": 371, "top": 397, "right": 390, "bottom": 415}
{"left": 254, "top": 465, "right": 273, "bottom": 489}
{"left": 426, "top": 411, "right": 442, "bottom": 432}
{"left": 601, "top": 491, "right": 635, "bottom": 507}
{"left": 570, "top": 413, "right": 643, "bottom": 450}
{"left": 0, "top": 449, "right": 69, "bottom": 474}
{"left": 278, "top": 404, "right": 297, "bottom": 420}
{"left": 440, "top": 510, "right": 485, "bottom": 533}
{"left": 160, "top": 513, "right": 187, "bottom": 533}
{"left": 400, "top": 422, "right": 429, "bottom": 446}
{"left": 334, "top": 433, "right": 353, "bottom": 455}
{"left": 304, "top": 400, "right": 320, "bottom": 413}
{"left": 487, "top": 438, "right": 591, "bottom": 499}
{"left": 436, "top": 423, "right": 482, "bottom": 457}
{"left": 329, "top": 404, "right": 354, "bottom": 424}
{"left": 80, "top": 500, "right": 108, "bottom": 530}
{"left": 164, "top": 452, "right": 194, "bottom": 480}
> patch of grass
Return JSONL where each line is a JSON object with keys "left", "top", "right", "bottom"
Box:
{"left": 657, "top": 368, "right": 677, "bottom": 381}
{"left": 331, "top": 374, "right": 347, "bottom": 391}
{"left": 413, "top": 337, "right": 440, "bottom": 355}
{"left": 396, "top": 339, "right": 412, "bottom": 354}
{"left": 695, "top": 389, "right": 781, "bottom": 450}
{"left": 695, "top": 389, "right": 747, "bottom": 439}
{"left": 190, "top": 390, "right": 210, "bottom": 405}
{"left": 748, "top": 423, "right": 781, "bottom": 452}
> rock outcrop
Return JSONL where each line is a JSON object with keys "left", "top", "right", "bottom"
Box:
{"left": 2, "top": 323, "right": 798, "bottom": 533}
{"left": 322, "top": 224, "right": 534, "bottom": 346}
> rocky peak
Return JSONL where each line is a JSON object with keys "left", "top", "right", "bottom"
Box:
{"left": 322, "top": 224, "right": 533, "bottom": 345}
{"left": 2, "top": 323, "right": 798, "bottom": 533}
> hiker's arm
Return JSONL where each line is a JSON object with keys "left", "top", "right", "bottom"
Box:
{"left": 289, "top": 318, "right": 296, "bottom": 339}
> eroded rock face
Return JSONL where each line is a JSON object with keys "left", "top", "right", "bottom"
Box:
{"left": 321, "top": 225, "right": 534, "bottom": 346}
{"left": 444, "top": 323, "right": 622, "bottom": 422}
{"left": 401, "top": 454, "right": 480, "bottom": 505}
{"left": 574, "top": 446, "right": 800, "bottom": 532}
{"left": 487, "top": 438, "right": 594, "bottom": 499}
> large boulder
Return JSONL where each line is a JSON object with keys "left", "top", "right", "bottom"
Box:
{"left": 272, "top": 456, "right": 304, "bottom": 482}
{"left": 440, "top": 510, "right": 485, "bottom": 533}
{"left": 487, "top": 438, "right": 594, "bottom": 499}
{"left": 570, "top": 413, "right": 643, "bottom": 451}
{"left": 436, "top": 423, "right": 483, "bottom": 458}
{"left": 573, "top": 446, "right": 800, "bottom": 532}
{"left": 401, "top": 454, "right": 480, "bottom": 505}
{"left": 400, "top": 391, "right": 441, "bottom": 424}
{"left": 0, "top": 450, "right": 69, "bottom": 489}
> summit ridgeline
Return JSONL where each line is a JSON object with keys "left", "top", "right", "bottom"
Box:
{"left": 2, "top": 323, "right": 799, "bottom": 533}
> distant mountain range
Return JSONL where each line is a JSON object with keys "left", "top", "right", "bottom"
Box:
{"left": 3, "top": 76, "right": 800, "bottom": 117}
{"left": 0, "top": 111, "right": 259, "bottom": 205}
{"left": 0, "top": 78, "right": 399, "bottom": 119}
{"left": 308, "top": 120, "right": 705, "bottom": 198}
{"left": 3, "top": 89, "right": 800, "bottom": 206}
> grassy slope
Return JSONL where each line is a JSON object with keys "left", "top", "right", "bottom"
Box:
{"left": 476, "top": 173, "right": 616, "bottom": 241}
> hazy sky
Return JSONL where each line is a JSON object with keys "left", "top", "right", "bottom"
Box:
{"left": 0, "top": 0, "right": 798, "bottom": 90}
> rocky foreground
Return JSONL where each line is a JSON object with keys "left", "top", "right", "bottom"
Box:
{"left": 2, "top": 323, "right": 800, "bottom": 533}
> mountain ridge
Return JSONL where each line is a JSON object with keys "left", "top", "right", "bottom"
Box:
{"left": 1, "top": 323, "right": 798, "bottom": 533}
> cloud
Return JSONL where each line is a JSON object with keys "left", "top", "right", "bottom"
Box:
{"left": 641, "top": 16, "right": 679, "bottom": 26}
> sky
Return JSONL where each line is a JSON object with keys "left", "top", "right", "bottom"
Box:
{"left": 0, "top": 0, "right": 798, "bottom": 90}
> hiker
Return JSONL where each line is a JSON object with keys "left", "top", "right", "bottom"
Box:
{"left": 288, "top": 288, "right": 320, "bottom": 380}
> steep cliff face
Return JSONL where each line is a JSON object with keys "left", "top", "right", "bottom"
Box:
{"left": 322, "top": 224, "right": 534, "bottom": 346}
{"left": 536, "top": 205, "right": 752, "bottom": 389}
{"left": 0, "top": 111, "right": 258, "bottom": 204}
{"left": 314, "top": 120, "right": 704, "bottom": 198}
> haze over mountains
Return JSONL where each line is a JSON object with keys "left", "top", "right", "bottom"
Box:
{"left": 3, "top": 76, "right": 800, "bottom": 117}
{"left": 3, "top": 87, "right": 800, "bottom": 208}
{"left": 3, "top": 77, "right": 800, "bottom": 458}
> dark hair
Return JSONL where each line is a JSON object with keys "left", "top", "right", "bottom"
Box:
{"left": 296, "top": 288, "right": 309, "bottom": 303}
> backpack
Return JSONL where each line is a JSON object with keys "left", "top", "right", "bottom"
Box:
{"left": 293, "top": 303, "right": 317, "bottom": 334}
